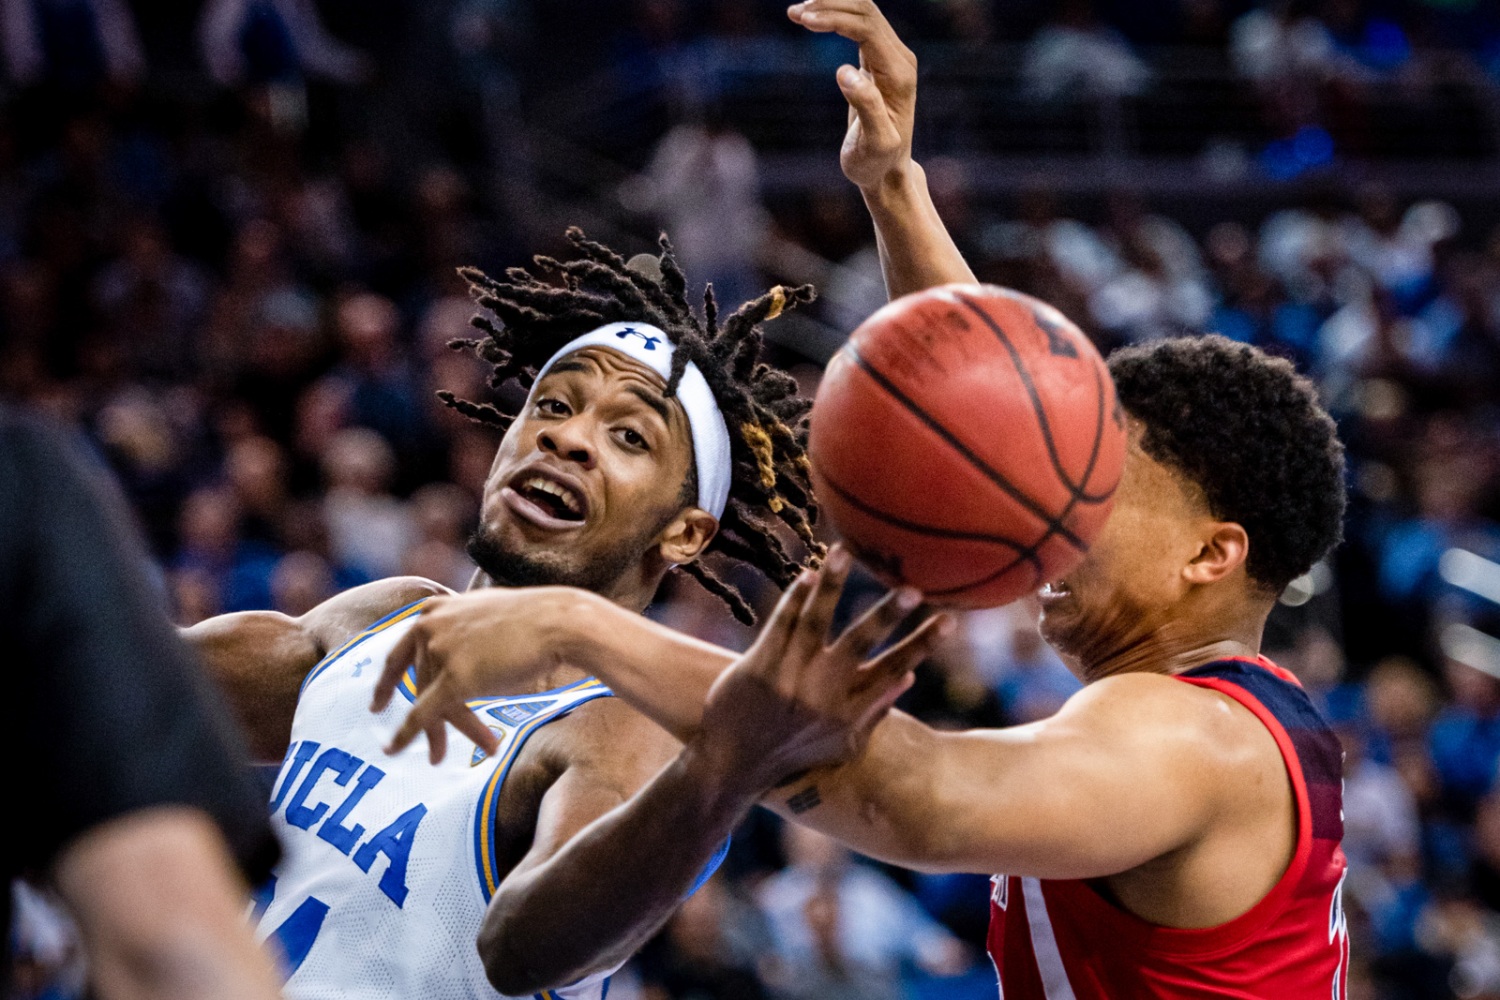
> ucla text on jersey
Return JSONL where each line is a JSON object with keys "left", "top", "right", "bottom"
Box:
{"left": 256, "top": 600, "right": 616, "bottom": 1000}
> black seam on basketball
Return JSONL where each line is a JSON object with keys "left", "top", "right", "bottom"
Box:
{"left": 1036, "top": 355, "right": 1110, "bottom": 542}
{"left": 818, "top": 468, "right": 1038, "bottom": 558}
{"left": 953, "top": 292, "right": 1114, "bottom": 504}
{"left": 843, "top": 341, "right": 1088, "bottom": 553}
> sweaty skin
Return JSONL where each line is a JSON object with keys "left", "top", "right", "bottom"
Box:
{"left": 379, "top": 0, "right": 1306, "bottom": 939}
{"left": 184, "top": 345, "right": 928, "bottom": 995}
{"left": 384, "top": 450, "right": 1294, "bottom": 931}
{"left": 184, "top": 349, "right": 710, "bottom": 993}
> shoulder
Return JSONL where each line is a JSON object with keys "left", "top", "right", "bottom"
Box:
{"left": 1054, "top": 671, "right": 1278, "bottom": 777}
{"left": 300, "top": 576, "right": 454, "bottom": 655}
{"left": 537, "top": 694, "right": 680, "bottom": 791}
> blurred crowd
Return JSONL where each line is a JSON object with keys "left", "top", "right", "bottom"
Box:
{"left": 2, "top": 1, "right": 1500, "bottom": 1000}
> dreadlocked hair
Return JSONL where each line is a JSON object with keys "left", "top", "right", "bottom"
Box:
{"left": 441, "top": 227, "right": 823, "bottom": 624}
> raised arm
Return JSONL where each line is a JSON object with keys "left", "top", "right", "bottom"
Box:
{"left": 789, "top": 0, "right": 975, "bottom": 295}
{"left": 183, "top": 576, "right": 450, "bottom": 760}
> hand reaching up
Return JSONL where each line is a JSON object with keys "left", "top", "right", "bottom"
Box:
{"left": 788, "top": 0, "right": 918, "bottom": 191}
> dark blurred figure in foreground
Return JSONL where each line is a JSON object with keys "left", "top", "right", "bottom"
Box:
{"left": 2, "top": 403, "right": 283, "bottom": 999}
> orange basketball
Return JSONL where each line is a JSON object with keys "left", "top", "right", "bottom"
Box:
{"left": 808, "top": 284, "right": 1126, "bottom": 608}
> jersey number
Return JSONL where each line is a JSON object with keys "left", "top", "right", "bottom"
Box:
{"left": 252, "top": 875, "right": 330, "bottom": 978}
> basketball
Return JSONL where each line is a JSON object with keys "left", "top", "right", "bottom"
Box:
{"left": 808, "top": 284, "right": 1127, "bottom": 609}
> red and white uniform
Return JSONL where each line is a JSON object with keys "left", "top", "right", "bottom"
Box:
{"left": 987, "top": 657, "right": 1348, "bottom": 998}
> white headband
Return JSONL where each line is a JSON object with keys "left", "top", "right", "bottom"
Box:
{"left": 533, "top": 322, "right": 733, "bottom": 520}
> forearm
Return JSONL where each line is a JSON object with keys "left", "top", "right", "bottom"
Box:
{"left": 558, "top": 598, "right": 959, "bottom": 872}
{"left": 557, "top": 590, "right": 735, "bottom": 741}
{"left": 479, "top": 740, "right": 755, "bottom": 994}
{"left": 54, "top": 807, "right": 283, "bottom": 1000}
{"left": 862, "top": 163, "right": 976, "bottom": 298}
{"left": 765, "top": 709, "right": 960, "bottom": 871}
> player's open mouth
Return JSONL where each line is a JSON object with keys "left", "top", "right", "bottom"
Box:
{"left": 501, "top": 469, "right": 589, "bottom": 529}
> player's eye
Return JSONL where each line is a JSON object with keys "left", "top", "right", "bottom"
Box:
{"left": 616, "top": 427, "right": 649, "bottom": 451}
{"left": 534, "top": 397, "right": 570, "bottom": 417}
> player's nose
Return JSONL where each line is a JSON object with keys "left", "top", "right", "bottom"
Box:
{"left": 536, "top": 418, "right": 596, "bottom": 470}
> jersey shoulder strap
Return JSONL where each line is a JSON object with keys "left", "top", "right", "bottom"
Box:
{"left": 469, "top": 678, "right": 614, "bottom": 901}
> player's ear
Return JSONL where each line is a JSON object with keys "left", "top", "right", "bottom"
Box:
{"left": 1183, "top": 521, "right": 1250, "bottom": 586}
{"left": 657, "top": 508, "right": 719, "bottom": 565}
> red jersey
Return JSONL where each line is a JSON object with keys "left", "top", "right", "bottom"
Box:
{"left": 986, "top": 657, "right": 1349, "bottom": 998}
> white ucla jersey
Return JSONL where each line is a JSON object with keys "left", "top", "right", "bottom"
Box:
{"left": 256, "top": 598, "right": 615, "bottom": 1000}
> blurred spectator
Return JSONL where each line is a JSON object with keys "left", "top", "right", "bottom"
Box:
{"left": 1429, "top": 657, "right": 1500, "bottom": 819}
{"left": 966, "top": 600, "right": 1082, "bottom": 724}
{"left": 320, "top": 425, "right": 412, "bottom": 580}
{"left": 1021, "top": 0, "right": 1150, "bottom": 101}
{"left": 327, "top": 290, "right": 427, "bottom": 460}
{"left": 0, "top": 0, "right": 144, "bottom": 89}
{"left": 91, "top": 216, "right": 210, "bottom": 380}
{"left": 402, "top": 481, "right": 477, "bottom": 591}
{"left": 628, "top": 109, "right": 766, "bottom": 310}
{"left": 1341, "top": 717, "right": 1422, "bottom": 907}
{"left": 639, "top": 875, "right": 772, "bottom": 1000}
{"left": 1232, "top": 1, "right": 1342, "bottom": 85}
{"left": 198, "top": 0, "right": 370, "bottom": 87}
{"left": 757, "top": 825, "right": 970, "bottom": 1000}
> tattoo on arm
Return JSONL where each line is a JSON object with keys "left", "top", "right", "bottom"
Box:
{"left": 786, "top": 786, "right": 822, "bottom": 815}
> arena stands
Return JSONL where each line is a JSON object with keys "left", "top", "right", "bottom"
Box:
{"left": 3, "top": 2, "right": 1500, "bottom": 997}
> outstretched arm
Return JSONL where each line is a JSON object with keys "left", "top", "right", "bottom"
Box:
{"left": 379, "top": 554, "right": 940, "bottom": 995}
{"left": 377, "top": 553, "right": 1228, "bottom": 881}
{"left": 789, "top": 0, "right": 975, "bottom": 296}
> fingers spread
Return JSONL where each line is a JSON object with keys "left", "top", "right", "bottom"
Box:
{"left": 833, "top": 585, "right": 922, "bottom": 662}
{"left": 789, "top": 545, "right": 852, "bottom": 659}
{"left": 374, "top": 628, "right": 418, "bottom": 712}
{"left": 385, "top": 702, "right": 430, "bottom": 756}
{"left": 426, "top": 716, "right": 448, "bottom": 766}
{"left": 854, "top": 667, "right": 916, "bottom": 732}
{"left": 755, "top": 568, "right": 819, "bottom": 671}
{"left": 859, "top": 612, "right": 953, "bottom": 690}
{"left": 449, "top": 709, "right": 500, "bottom": 758}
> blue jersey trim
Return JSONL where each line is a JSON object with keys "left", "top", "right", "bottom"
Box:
{"left": 686, "top": 837, "right": 731, "bottom": 899}
{"left": 471, "top": 683, "right": 614, "bottom": 901}
{"left": 403, "top": 670, "right": 611, "bottom": 708}
{"left": 300, "top": 598, "right": 432, "bottom": 695}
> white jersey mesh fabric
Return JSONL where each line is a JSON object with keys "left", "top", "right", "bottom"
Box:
{"left": 256, "top": 600, "right": 615, "bottom": 1000}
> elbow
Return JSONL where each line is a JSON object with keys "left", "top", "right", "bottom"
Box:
{"left": 477, "top": 905, "right": 592, "bottom": 998}
{"left": 477, "top": 913, "right": 538, "bottom": 997}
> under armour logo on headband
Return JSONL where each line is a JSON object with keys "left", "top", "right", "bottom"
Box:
{"left": 615, "top": 327, "right": 661, "bottom": 350}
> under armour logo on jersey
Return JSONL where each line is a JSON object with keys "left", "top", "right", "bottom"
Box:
{"left": 615, "top": 327, "right": 661, "bottom": 350}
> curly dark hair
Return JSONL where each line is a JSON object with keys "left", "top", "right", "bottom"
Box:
{"left": 441, "top": 227, "right": 823, "bottom": 624}
{"left": 1107, "top": 335, "right": 1346, "bottom": 593}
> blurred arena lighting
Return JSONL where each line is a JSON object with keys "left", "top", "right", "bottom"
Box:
{"left": 1279, "top": 560, "right": 1334, "bottom": 608}
{"left": 1440, "top": 548, "right": 1500, "bottom": 607}
{"left": 1439, "top": 622, "right": 1500, "bottom": 681}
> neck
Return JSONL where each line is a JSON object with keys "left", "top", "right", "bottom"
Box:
{"left": 1076, "top": 602, "right": 1269, "bottom": 683}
